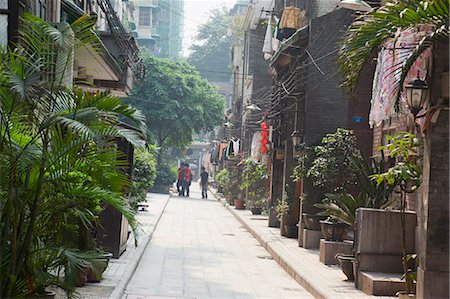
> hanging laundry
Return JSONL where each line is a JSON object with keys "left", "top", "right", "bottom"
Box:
{"left": 262, "top": 15, "right": 273, "bottom": 58}
{"left": 232, "top": 139, "right": 240, "bottom": 156}
{"left": 278, "top": 6, "right": 303, "bottom": 40}
{"left": 218, "top": 143, "right": 227, "bottom": 161}
{"left": 280, "top": 6, "right": 301, "bottom": 30}
{"left": 250, "top": 132, "right": 262, "bottom": 161}
{"left": 272, "top": 16, "right": 280, "bottom": 52}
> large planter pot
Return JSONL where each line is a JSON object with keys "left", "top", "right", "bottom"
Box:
{"left": 149, "top": 184, "right": 171, "bottom": 194}
{"left": 87, "top": 259, "right": 108, "bottom": 282}
{"left": 250, "top": 207, "right": 262, "bottom": 215}
{"left": 284, "top": 225, "right": 298, "bottom": 238}
{"left": 337, "top": 255, "right": 355, "bottom": 281}
{"left": 302, "top": 213, "right": 327, "bottom": 231}
{"left": 319, "top": 220, "right": 348, "bottom": 241}
{"left": 76, "top": 267, "right": 88, "bottom": 287}
{"left": 234, "top": 199, "right": 245, "bottom": 210}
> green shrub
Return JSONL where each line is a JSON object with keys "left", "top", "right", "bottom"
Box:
{"left": 130, "top": 147, "right": 157, "bottom": 209}
{"left": 307, "top": 128, "right": 362, "bottom": 193}
{"left": 154, "top": 163, "right": 177, "bottom": 186}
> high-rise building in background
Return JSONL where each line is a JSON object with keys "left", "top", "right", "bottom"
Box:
{"left": 130, "top": 0, "right": 183, "bottom": 59}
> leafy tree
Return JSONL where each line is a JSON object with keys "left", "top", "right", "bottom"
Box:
{"left": 188, "top": 7, "right": 232, "bottom": 82}
{"left": 126, "top": 51, "right": 225, "bottom": 164}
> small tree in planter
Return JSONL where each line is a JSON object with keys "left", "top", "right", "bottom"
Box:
{"left": 215, "top": 168, "right": 230, "bottom": 197}
{"left": 307, "top": 129, "right": 362, "bottom": 193}
{"left": 371, "top": 132, "right": 421, "bottom": 296}
{"left": 240, "top": 159, "right": 268, "bottom": 214}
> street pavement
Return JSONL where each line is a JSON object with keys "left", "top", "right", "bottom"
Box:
{"left": 124, "top": 185, "right": 314, "bottom": 299}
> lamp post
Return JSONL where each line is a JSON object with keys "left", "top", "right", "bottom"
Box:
{"left": 405, "top": 72, "right": 429, "bottom": 118}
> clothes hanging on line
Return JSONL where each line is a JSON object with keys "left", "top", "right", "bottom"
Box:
{"left": 280, "top": 6, "right": 301, "bottom": 30}
{"left": 232, "top": 139, "right": 240, "bottom": 156}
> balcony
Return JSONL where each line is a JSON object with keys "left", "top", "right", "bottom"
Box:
{"left": 64, "top": 0, "right": 144, "bottom": 96}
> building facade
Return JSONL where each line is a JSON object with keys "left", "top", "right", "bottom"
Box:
{"left": 129, "top": 0, "right": 183, "bottom": 59}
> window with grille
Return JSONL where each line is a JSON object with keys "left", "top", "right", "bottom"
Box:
{"left": 139, "top": 7, "right": 151, "bottom": 27}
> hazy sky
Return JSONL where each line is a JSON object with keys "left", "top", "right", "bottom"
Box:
{"left": 183, "top": 0, "right": 236, "bottom": 57}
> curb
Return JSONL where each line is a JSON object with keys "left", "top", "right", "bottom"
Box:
{"left": 109, "top": 194, "right": 171, "bottom": 299}
{"left": 210, "top": 190, "right": 327, "bottom": 299}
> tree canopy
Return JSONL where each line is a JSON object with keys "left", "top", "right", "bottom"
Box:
{"left": 188, "top": 7, "right": 232, "bottom": 82}
{"left": 126, "top": 52, "right": 225, "bottom": 150}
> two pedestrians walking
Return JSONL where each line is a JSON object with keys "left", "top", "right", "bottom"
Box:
{"left": 177, "top": 163, "right": 191, "bottom": 197}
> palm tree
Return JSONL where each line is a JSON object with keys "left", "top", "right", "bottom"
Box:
{"left": 339, "top": 0, "right": 449, "bottom": 106}
{"left": 0, "top": 14, "right": 146, "bottom": 298}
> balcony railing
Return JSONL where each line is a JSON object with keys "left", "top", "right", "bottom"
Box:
{"left": 97, "top": 0, "right": 145, "bottom": 78}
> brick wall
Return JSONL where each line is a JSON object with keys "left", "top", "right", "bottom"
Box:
{"left": 303, "top": 9, "right": 353, "bottom": 145}
{"left": 417, "top": 38, "right": 449, "bottom": 299}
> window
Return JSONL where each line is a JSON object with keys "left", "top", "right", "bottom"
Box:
{"left": 0, "top": 0, "right": 7, "bottom": 46}
{"left": 139, "top": 7, "right": 151, "bottom": 27}
{"left": 37, "top": 0, "right": 47, "bottom": 20}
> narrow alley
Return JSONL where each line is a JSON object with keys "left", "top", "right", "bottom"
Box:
{"left": 124, "top": 186, "right": 314, "bottom": 299}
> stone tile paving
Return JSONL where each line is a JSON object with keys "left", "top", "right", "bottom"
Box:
{"left": 125, "top": 185, "right": 314, "bottom": 299}
{"left": 53, "top": 192, "right": 170, "bottom": 299}
{"left": 210, "top": 188, "right": 395, "bottom": 299}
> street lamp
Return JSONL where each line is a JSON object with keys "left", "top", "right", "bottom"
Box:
{"left": 405, "top": 72, "right": 429, "bottom": 118}
{"left": 291, "top": 130, "right": 301, "bottom": 147}
{"left": 338, "top": 0, "right": 372, "bottom": 11}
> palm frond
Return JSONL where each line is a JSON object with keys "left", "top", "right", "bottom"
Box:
{"left": 339, "top": 0, "right": 449, "bottom": 91}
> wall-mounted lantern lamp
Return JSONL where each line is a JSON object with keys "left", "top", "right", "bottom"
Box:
{"left": 405, "top": 72, "right": 429, "bottom": 118}
{"left": 291, "top": 130, "right": 301, "bottom": 147}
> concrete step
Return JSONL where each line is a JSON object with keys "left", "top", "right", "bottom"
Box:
{"left": 359, "top": 271, "right": 406, "bottom": 296}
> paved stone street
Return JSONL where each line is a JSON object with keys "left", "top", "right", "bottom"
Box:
{"left": 125, "top": 186, "right": 314, "bottom": 299}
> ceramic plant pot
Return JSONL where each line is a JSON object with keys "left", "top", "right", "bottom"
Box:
{"left": 284, "top": 225, "right": 298, "bottom": 238}
{"left": 234, "top": 199, "right": 245, "bottom": 210}
{"left": 319, "top": 220, "right": 348, "bottom": 241}
{"left": 337, "top": 255, "right": 355, "bottom": 281}
{"left": 302, "top": 213, "right": 327, "bottom": 231}
{"left": 250, "top": 207, "right": 262, "bottom": 215}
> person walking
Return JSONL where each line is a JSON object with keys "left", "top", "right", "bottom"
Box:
{"left": 200, "top": 166, "right": 209, "bottom": 199}
{"left": 177, "top": 163, "right": 186, "bottom": 196}
{"left": 183, "top": 163, "right": 192, "bottom": 197}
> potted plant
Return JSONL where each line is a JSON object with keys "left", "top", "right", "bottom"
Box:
{"left": 240, "top": 158, "right": 268, "bottom": 213}
{"left": 274, "top": 185, "right": 298, "bottom": 238}
{"left": 371, "top": 132, "right": 421, "bottom": 297}
{"left": 315, "top": 192, "right": 368, "bottom": 281}
{"left": 215, "top": 168, "right": 230, "bottom": 199}
{"left": 319, "top": 217, "right": 348, "bottom": 241}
